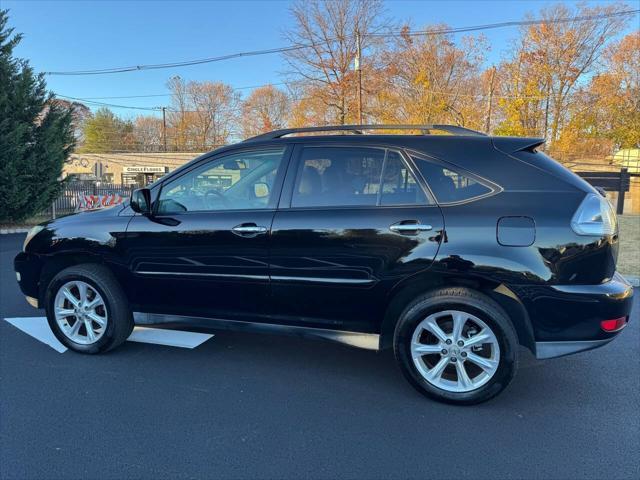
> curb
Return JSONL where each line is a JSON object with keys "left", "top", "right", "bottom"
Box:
{"left": 624, "top": 275, "right": 640, "bottom": 287}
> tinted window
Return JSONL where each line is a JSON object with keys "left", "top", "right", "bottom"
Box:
{"left": 411, "top": 154, "right": 492, "bottom": 203}
{"left": 292, "top": 147, "right": 429, "bottom": 208}
{"left": 157, "top": 148, "right": 285, "bottom": 214}
{"left": 380, "top": 151, "right": 428, "bottom": 206}
{"left": 292, "top": 147, "right": 384, "bottom": 207}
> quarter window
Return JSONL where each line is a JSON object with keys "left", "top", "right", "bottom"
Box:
{"left": 411, "top": 154, "right": 493, "bottom": 203}
{"left": 291, "top": 147, "right": 427, "bottom": 208}
{"left": 157, "top": 148, "right": 285, "bottom": 214}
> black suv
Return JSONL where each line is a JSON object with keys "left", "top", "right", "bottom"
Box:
{"left": 14, "top": 125, "right": 634, "bottom": 404}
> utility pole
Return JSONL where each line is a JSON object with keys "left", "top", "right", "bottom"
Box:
{"left": 161, "top": 106, "right": 167, "bottom": 152}
{"left": 485, "top": 66, "right": 496, "bottom": 134}
{"left": 355, "top": 29, "right": 363, "bottom": 125}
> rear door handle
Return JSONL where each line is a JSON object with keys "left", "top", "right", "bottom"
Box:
{"left": 232, "top": 224, "right": 268, "bottom": 237}
{"left": 389, "top": 222, "right": 433, "bottom": 235}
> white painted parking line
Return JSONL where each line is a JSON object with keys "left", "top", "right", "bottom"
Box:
{"left": 127, "top": 326, "right": 213, "bottom": 348}
{"left": 4, "top": 317, "right": 214, "bottom": 352}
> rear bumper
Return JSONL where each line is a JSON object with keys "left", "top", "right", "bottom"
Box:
{"left": 521, "top": 272, "right": 633, "bottom": 359}
{"left": 535, "top": 338, "right": 616, "bottom": 359}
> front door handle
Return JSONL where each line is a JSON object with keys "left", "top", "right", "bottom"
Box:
{"left": 232, "top": 224, "right": 268, "bottom": 237}
{"left": 389, "top": 222, "right": 433, "bottom": 235}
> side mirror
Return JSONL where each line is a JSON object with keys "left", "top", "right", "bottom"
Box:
{"left": 130, "top": 188, "right": 152, "bottom": 214}
{"left": 254, "top": 182, "right": 270, "bottom": 198}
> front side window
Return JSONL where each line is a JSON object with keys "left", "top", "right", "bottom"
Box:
{"left": 157, "top": 148, "right": 285, "bottom": 214}
{"left": 292, "top": 147, "right": 427, "bottom": 208}
{"left": 411, "top": 153, "right": 493, "bottom": 203}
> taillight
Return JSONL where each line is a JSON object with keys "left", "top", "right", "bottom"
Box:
{"left": 571, "top": 193, "right": 617, "bottom": 236}
{"left": 600, "top": 317, "right": 627, "bottom": 332}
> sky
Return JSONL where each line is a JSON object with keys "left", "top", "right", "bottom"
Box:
{"left": 4, "top": 0, "right": 639, "bottom": 119}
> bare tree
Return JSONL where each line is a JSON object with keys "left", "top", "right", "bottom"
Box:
{"left": 241, "top": 85, "right": 290, "bottom": 138}
{"left": 166, "top": 77, "right": 240, "bottom": 151}
{"left": 283, "top": 0, "right": 388, "bottom": 125}
{"left": 133, "top": 116, "right": 163, "bottom": 152}
{"left": 49, "top": 98, "right": 91, "bottom": 145}
{"left": 189, "top": 81, "right": 240, "bottom": 148}
{"left": 166, "top": 76, "right": 191, "bottom": 150}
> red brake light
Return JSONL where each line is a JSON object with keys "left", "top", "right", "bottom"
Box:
{"left": 600, "top": 317, "right": 627, "bottom": 332}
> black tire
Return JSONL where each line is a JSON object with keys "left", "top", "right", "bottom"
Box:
{"left": 393, "top": 287, "right": 518, "bottom": 405}
{"left": 45, "top": 264, "right": 133, "bottom": 354}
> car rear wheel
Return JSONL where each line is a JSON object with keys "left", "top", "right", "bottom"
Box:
{"left": 45, "top": 264, "right": 133, "bottom": 354}
{"left": 394, "top": 287, "right": 518, "bottom": 405}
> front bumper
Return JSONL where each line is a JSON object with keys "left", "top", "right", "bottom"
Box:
{"left": 520, "top": 272, "right": 634, "bottom": 359}
{"left": 14, "top": 251, "right": 43, "bottom": 307}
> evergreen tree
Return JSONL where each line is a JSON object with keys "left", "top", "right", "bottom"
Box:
{"left": 0, "top": 9, "right": 74, "bottom": 222}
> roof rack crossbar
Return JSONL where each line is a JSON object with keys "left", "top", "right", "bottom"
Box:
{"left": 244, "top": 124, "right": 486, "bottom": 142}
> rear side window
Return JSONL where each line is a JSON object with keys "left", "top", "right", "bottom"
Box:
{"left": 411, "top": 153, "right": 493, "bottom": 204}
{"left": 291, "top": 147, "right": 427, "bottom": 208}
{"left": 380, "top": 151, "right": 428, "bottom": 206}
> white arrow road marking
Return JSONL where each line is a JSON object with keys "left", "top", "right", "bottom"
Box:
{"left": 127, "top": 326, "right": 213, "bottom": 348}
{"left": 5, "top": 317, "right": 68, "bottom": 352}
{"left": 4, "top": 317, "right": 214, "bottom": 353}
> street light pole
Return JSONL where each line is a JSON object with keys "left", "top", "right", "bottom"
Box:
{"left": 162, "top": 106, "right": 167, "bottom": 152}
{"left": 485, "top": 66, "right": 496, "bottom": 134}
{"left": 355, "top": 29, "right": 363, "bottom": 125}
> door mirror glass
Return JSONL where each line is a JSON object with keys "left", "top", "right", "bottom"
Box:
{"left": 254, "top": 182, "right": 269, "bottom": 198}
{"left": 130, "top": 188, "right": 151, "bottom": 214}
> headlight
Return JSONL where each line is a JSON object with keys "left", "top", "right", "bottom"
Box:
{"left": 571, "top": 193, "right": 617, "bottom": 236}
{"left": 23, "top": 225, "right": 45, "bottom": 252}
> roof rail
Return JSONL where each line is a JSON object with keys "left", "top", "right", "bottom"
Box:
{"left": 244, "top": 124, "right": 487, "bottom": 142}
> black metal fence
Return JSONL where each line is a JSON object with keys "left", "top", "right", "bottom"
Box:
{"left": 40, "top": 182, "right": 139, "bottom": 220}
{"left": 576, "top": 168, "right": 636, "bottom": 214}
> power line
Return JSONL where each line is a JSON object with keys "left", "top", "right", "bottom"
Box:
{"left": 44, "top": 9, "right": 638, "bottom": 76}
{"left": 369, "top": 10, "right": 638, "bottom": 38}
{"left": 58, "top": 81, "right": 606, "bottom": 113}
{"left": 56, "top": 94, "right": 162, "bottom": 111}
{"left": 61, "top": 82, "right": 289, "bottom": 100}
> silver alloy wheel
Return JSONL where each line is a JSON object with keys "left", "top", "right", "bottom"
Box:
{"left": 410, "top": 310, "right": 500, "bottom": 393}
{"left": 53, "top": 280, "right": 108, "bottom": 345}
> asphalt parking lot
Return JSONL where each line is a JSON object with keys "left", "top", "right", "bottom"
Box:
{"left": 1, "top": 233, "right": 638, "bottom": 480}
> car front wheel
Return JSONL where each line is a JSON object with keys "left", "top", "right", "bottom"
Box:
{"left": 45, "top": 264, "right": 133, "bottom": 354}
{"left": 394, "top": 287, "right": 518, "bottom": 405}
